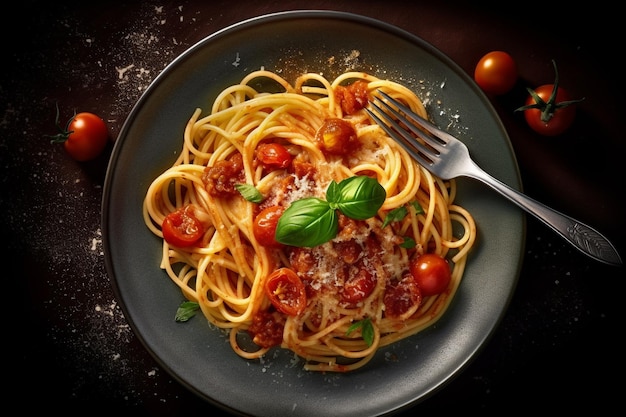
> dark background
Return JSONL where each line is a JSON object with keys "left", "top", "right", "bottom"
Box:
{"left": 3, "top": 1, "right": 623, "bottom": 415}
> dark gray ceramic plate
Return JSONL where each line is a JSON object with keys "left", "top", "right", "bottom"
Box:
{"left": 102, "top": 10, "right": 524, "bottom": 417}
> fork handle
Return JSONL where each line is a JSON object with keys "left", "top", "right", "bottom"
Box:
{"left": 469, "top": 167, "right": 622, "bottom": 266}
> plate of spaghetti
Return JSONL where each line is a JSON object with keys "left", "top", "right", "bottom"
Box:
{"left": 103, "top": 10, "right": 524, "bottom": 417}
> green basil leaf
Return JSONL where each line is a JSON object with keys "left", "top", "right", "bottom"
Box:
{"left": 175, "top": 301, "right": 200, "bottom": 322}
{"left": 334, "top": 176, "right": 386, "bottom": 220}
{"left": 361, "top": 318, "right": 375, "bottom": 347}
{"left": 346, "top": 317, "right": 374, "bottom": 347}
{"left": 235, "top": 183, "right": 264, "bottom": 203}
{"left": 410, "top": 200, "right": 424, "bottom": 214}
{"left": 325, "top": 179, "right": 340, "bottom": 203}
{"left": 382, "top": 206, "right": 408, "bottom": 228}
{"left": 399, "top": 236, "right": 416, "bottom": 249}
{"left": 275, "top": 198, "right": 338, "bottom": 247}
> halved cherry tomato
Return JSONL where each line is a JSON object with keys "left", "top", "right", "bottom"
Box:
{"left": 265, "top": 267, "right": 306, "bottom": 316}
{"left": 256, "top": 143, "right": 292, "bottom": 170}
{"left": 253, "top": 206, "right": 284, "bottom": 248}
{"left": 409, "top": 253, "right": 451, "bottom": 297}
{"left": 474, "top": 51, "right": 518, "bottom": 95}
{"left": 49, "top": 110, "right": 109, "bottom": 161}
{"left": 162, "top": 205, "right": 205, "bottom": 247}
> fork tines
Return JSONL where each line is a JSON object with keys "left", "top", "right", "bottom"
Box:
{"left": 365, "top": 90, "right": 446, "bottom": 167}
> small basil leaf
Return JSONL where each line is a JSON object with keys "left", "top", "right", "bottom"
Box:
{"left": 275, "top": 198, "right": 338, "bottom": 247}
{"left": 346, "top": 317, "right": 374, "bottom": 347}
{"left": 335, "top": 176, "right": 386, "bottom": 220}
{"left": 235, "top": 183, "right": 264, "bottom": 203}
{"left": 399, "top": 236, "right": 416, "bottom": 249}
{"left": 410, "top": 200, "right": 424, "bottom": 214}
{"left": 382, "top": 206, "right": 408, "bottom": 228}
{"left": 361, "top": 318, "right": 375, "bottom": 347}
{"left": 175, "top": 301, "right": 200, "bottom": 322}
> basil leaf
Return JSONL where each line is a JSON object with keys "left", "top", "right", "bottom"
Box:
{"left": 275, "top": 198, "right": 338, "bottom": 247}
{"left": 399, "top": 236, "right": 416, "bottom": 249}
{"left": 410, "top": 200, "right": 424, "bottom": 214}
{"left": 361, "top": 318, "right": 375, "bottom": 347}
{"left": 175, "top": 301, "right": 200, "bottom": 322}
{"left": 325, "top": 179, "right": 340, "bottom": 202}
{"left": 334, "top": 176, "right": 386, "bottom": 220}
{"left": 382, "top": 206, "right": 408, "bottom": 228}
{"left": 235, "top": 183, "right": 264, "bottom": 203}
{"left": 346, "top": 317, "right": 374, "bottom": 347}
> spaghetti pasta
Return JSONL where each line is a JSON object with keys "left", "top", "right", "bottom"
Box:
{"left": 142, "top": 70, "right": 476, "bottom": 372}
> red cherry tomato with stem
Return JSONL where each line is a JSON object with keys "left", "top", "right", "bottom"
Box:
{"left": 516, "top": 61, "right": 584, "bottom": 137}
{"left": 474, "top": 51, "right": 518, "bottom": 95}
{"left": 409, "top": 253, "right": 451, "bottom": 297}
{"left": 49, "top": 105, "right": 109, "bottom": 161}
{"left": 265, "top": 268, "right": 306, "bottom": 316}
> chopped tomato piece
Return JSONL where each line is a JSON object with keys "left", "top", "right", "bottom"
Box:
{"left": 341, "top": 266, "right": 376, "bottom": 304}
{"left": 383, "top": 273, "right": 422, "bottom": 319}
{"left": 335, "top": 80, "right": 369, "bottom": 114}
{"left": 248, "top": 310, "right": 286, "bottom": 348}
{"left": 202, "top": 153, "right": 245, "bottom": 197}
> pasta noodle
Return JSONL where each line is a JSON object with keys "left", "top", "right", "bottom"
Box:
{"left": 142, "top": 69, "right": 476, "bottom": 372}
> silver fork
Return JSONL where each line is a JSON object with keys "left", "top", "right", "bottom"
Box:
{"left": 366, "top": 90, "right": 622, "bottom": 266}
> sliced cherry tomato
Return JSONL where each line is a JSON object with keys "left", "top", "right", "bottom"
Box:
{"left": 256, "top": 142, "right": 292, "bottom": 170}
{"left": 162, "top": 205, "right": 205, "bottom": 247}
{"left": 409, "top": 253, "right": 451, "bottom": 297}
{"left": 516, "top": 60, "right": 584, "bottom": 137}
{"left": 265, "top": 267, "right": 306, "bottom": 316}
{"left": 253, "top": 206, "right": 284, "bottom": 248}
{"left": 315, "top": 118, "right": 358, "bottom": 155}
{"left": 474, "top": 51, "right": 518, "bottom": 95}
{"left": 49, "top": 109, "right": 109, "bottom": 161}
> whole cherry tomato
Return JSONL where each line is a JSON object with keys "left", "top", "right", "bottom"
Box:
{"left": 409, "top": 253, "right": 451, "bottom": 297}
{"left": 315, "top": 118, "right": 358, "bottom": 155}
{"left": 253, "top": 206, "right": 284, "bottom": 248}
{"left": 474, "top": 51, "right": 518, "bottom": 95}
{"left": 516, "top": 60, "right": 584, "bottom": 136}
{"left": 265, "top": 267, "right": 306, "bottom": 316}
{"left": 162, "top": 205, "right": 205, "bottom": 247}
{"left": 49, "top": 108, "right": 109, "bottom": 161}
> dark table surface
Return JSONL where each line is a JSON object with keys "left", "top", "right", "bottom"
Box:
{"left": 4, "top": 1, "right": 624, "bottom": 415}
